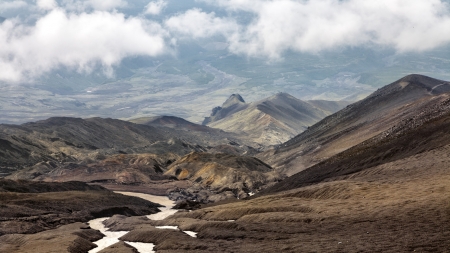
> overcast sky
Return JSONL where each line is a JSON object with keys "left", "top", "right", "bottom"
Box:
{"left": 1, "top": 0, "right": 450, "bottom": 83}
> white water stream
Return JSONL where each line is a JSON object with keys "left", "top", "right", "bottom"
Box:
{"left": 88, "top": 191, "right": 196, "bottom": 253}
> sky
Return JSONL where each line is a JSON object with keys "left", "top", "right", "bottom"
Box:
{"left": 1, "top": 0, "right": 450, "bottom": 83}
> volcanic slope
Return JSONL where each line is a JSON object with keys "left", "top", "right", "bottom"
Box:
{"left": 6, "top": 153, "right": 190, "bottom": 194}
{"left": 132, "top": 115, "right": 212, "bottom": 132}
{"left": 110, "top": 77, "right": 450, "bottom": 252}
{"left": 261, "top": 74, "right": 450, "bottom": 175}
{"left": 0, "top": 117, "right": 255, "bottom": 177}
{"left": 204, "top": 93, "right": 349, "bottom": 146}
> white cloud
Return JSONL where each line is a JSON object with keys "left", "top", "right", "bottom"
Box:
{"left": 145, "top": 0, "right": 167, "bottom": 15}
{"left": 87, "top": 0, "right": 127, "bottom": 11}
{"left": 195, "top": 0, "right": 450, "bottom": 59}
{"left": 36, "top": 0, "right": 58, "bottom": 10}
{"left": 59, "top": 0, "right": 127, "bottom": 12}
{"left": 165, "top": 8, "right": 238, "bottom": 38}
{"left": 2, "top": 0, "right": 450, "bottom": 83}
{"left": 0, "top": 1, "right": 28, "bottom": 12}
{"left": 0, "top": 8, "right": 167, "bottom": 82}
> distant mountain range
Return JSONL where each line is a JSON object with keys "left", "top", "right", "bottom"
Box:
{"left": 203, "top": 93, "right": 350, "bottom": 145}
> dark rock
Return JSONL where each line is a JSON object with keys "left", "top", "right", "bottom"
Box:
{"left": 173, "top": 200, "right": 202, "bottom": 210}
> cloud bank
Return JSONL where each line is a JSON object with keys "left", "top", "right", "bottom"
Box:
{"left": 0, "top": 5, "right": 167, "bottom": 82}
{"left": 1, "top": 0, "right": 450, "bottom": 83}
{"left": 165, "top": 9, "right": 238, "bottom": 38}
{"left": 186, "top": 0, "right": 450, "bottom": 58}
{"left": 0, "top": 1, "right": 27, "bottom": 12}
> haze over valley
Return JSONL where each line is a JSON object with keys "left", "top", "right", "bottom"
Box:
{"left": 2, "top": 0, "right": 450, "bottom": 124}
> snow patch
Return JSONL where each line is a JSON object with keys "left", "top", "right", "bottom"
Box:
{"left": 183, "top": 231, "right": 198, "bottom": 237}
{"left": 88, "top": 218, "right": 128, "bottom": 253}
{"left": 125, "top": 241, "right": 155, "bottom": 253}
{"left": 155, "top": 225, "right": 179, "bottom": 230}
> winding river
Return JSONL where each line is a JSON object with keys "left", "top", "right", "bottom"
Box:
{"left": 88, "top": 191, "right": 196, "bottom": 253}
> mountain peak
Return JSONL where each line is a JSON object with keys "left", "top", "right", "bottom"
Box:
{"left": 397, "top": 74, "right": 444, "bottom": 86}
{"left": 395, "top": 74, "right": 450, "bottom": 95}
{"left": 203, "top": 94, "right": 248, "bottom": 125}
{"left": 223, "top": 94, "right": 245, "bottom": 108}
{"left": 268, "top": 92, "right": 296, "bottom": 100}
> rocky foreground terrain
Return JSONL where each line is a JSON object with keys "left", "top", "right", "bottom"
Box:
{"left": 0, "top": 74, "right": 449, "bottom": 252}
{"left": 0, "top": 180, "right": 161, "bottom": 235}
{"left": 0, "top": 180, "right": 162, "bottom": 253}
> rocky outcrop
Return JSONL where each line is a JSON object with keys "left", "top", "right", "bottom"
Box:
{"left": 202, "top": 94, "right": 248, "bottom": 125}
{"left": 98, "top": 241, "right": 139, "bottom": 253}
{"left": 164, "top": 152, "right": 282, "bottom": 202}
{"left": 0, "top": 223, "right": 104, "bottom": 253}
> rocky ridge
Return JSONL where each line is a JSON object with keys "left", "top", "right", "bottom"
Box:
{"left": 260, "top": 74, "right": 450, "bottom": 175}
{"left": 204, "top": 93, "right": 349, "bottom": 146}
{"left": 0, "top": 116, "right": 258, "bottom": 178}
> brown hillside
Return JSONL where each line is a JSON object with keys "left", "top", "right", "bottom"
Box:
{"left": 261, "top": 74, "right": 450, "bottom": 175}
{"left": 206, "top": 93, "right": 348, "bottom": 146}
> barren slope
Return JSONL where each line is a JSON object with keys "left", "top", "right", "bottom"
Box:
{"left": 206, "top": 93, "right": 347, "bottom": 146}
{"left": 0, "top": 116, "right": 257, "bottom": 177}
{"left": 264, "top": 93, "right": 450, "bottom": 193}
{"left": 261, "top": 74, "right": 450, "bottom": 175}
{"left": 131, "top": 116, "right": 212, "bottom": 132}
{"left": 130, "top": 115, "right": 259, "bottom": 155}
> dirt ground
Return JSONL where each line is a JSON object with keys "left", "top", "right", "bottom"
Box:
{"left": 2, "top": 141, "right": 450, "bottom": 252}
